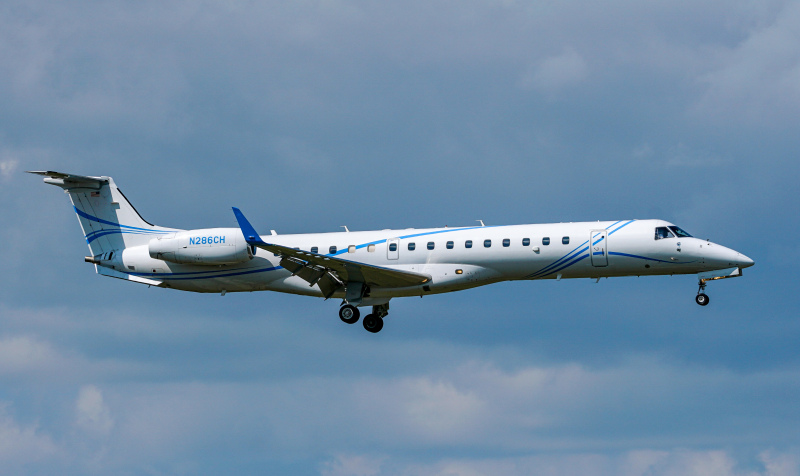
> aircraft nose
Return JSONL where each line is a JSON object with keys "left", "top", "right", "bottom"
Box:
{"left": 736, "top": 252, "right": 755, "bottom": 268}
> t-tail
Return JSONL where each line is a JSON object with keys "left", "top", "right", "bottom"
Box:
{"left": 28, "top": 171, "right": 176, "bottom": 259}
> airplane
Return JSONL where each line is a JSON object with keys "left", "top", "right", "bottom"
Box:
{"left": 30, "top": 171, "right": 754, "bottom": 333}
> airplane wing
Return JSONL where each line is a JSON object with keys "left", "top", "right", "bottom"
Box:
{"left": 232, "top": 207, "right": 431, "bottom": 299}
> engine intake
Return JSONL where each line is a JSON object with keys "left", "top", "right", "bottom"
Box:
{"left": 148, "top": 228, "right": 253, "bottom": 265}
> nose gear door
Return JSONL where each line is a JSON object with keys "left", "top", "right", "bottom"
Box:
{"left": 590, "top": 230, "right": 608, "bottom": 267}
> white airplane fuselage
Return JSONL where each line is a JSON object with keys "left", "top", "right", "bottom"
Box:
{"left": 114, "top": 220, "right": 751, "bottom": 298}
{"left": 31, "top": 171, "right": 754, "bottom": 333}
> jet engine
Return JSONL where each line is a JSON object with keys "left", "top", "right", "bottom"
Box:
{"left": 148, "top": 228, "right": 253, "bottom": 265}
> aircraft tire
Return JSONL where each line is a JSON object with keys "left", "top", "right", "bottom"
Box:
{"left": 695, "top": 293, "right": 709, "bottom": 306}
{"left": 363, "top": 314, "right": 383, "bottom": 333}
{"left": 339, "top": 304, "right": 360, "bottom": 324}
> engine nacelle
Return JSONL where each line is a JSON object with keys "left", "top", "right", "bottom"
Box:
{"left": 148, "top": 228, "right": 253, "bottom": 265}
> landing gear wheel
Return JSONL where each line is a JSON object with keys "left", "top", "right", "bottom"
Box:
{"left": 339, "top": 304, "right": 360, "bottom": 324}
{"left": 362, "top": 314, "right": 384, "bottom": 333}
{"left": 696, "top": 293, "right": 709, "bottom": 306}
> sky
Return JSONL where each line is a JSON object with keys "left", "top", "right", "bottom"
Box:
{"left": 1, "top": 0, "right": 799, "bottom": 474}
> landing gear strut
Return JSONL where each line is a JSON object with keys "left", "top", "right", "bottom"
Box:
{"left": 696, "top": 281, "right": 710, "bottom": 306}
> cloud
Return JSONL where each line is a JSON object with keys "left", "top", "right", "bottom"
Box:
{"left": 0, "top": 404, "right": 60, "bottom": 468}
{"left": 0, "top": 158, "right": 17, "bottom": 179}
{"left": 321, "top": 454, "right": 385, "bottom": 476}
{"left": 0, "top": 336, "right": 59, "bottom": 374}
{"left": 520, "top": 48, "right": 588, "bottom": 94}
{"left": 693, "top": 1, "right": 800, "bottom": 127}
{"left": 357, "top": 449, "right": 800, "bottom": 476}
{"left": 75, "top": 385, "right": 114, "bottom": 435}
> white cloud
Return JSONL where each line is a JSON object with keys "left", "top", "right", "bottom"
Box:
{"left": 0, "top": 404, "right": 60, "bottom": 467}
{"left": 75, "top": 385, "right": 114, "bottom": 435}
{"left": 520, "top": 48, "right": 588, "bottom": 94}
{"left": 0, "top": 158, "right": 17, "bottom": 179}
{"left": 0, "top": 336, "right": 58, "bottom": 374}
{"left": 365, "top": 449, "right": 800, "bottom": 476}
{"left": 321, "top": 454, "right": 385, "bottom": 476}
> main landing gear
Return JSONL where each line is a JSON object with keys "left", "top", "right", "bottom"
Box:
{"left": 338, "top": 302, "right": 389, "bottom": 333}
{"left": 695, "top": 281, "right": 710, "bottom": 306}
{"left": 338, "top": 304, "right": 360, "bottom": 324}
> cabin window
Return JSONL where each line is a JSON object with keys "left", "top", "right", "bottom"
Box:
{"left": 368, "top": 244, "right": 376, "bottom": 252}
{"left": 654, "top": 227, "right": 674, "bottom": 240}
{"left": 542, "top": 237, "right": 550, "bottom": 245}
{"left": 669, "top": 226, "right": 693, "bottom": 238}
{"left": 427, "top": 242, "right": 435, "bottom": 250}
{"left": 329, "top": 246, "right": 337, "bottom": 254}
{"left": 408, "top": 242, "right": 416, "bottom": 251}
{"left": 465, "top": 240, "right": 473, "bottom": 248}
{"left": 389, "top": 243, "right": 397, "bottom": 252}
{"left": 310, "top": 247, "right": 318, "bottom": 254}
{"left": 484, "top": 239, "right": 492, "bottom": 248}
{"left": 446, "top": 241, "right": 454, "bottom": 249}
{"left": 502, "top": 238, "right": 510, "bottom": 247}
{"left": 348, "top": 245, "right": 356, "bottom": 253}
{"left": 562, "top": 236, "right": 570, "bottom": 245}
{"left": 522, "top": 238, "right": 530, "bottom": 246}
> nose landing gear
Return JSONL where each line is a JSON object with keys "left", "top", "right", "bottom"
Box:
{"left": 696, "top": 281, "right": 710, "bottom": 306}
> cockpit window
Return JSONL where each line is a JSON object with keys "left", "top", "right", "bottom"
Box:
{"left": 654, "top": 227, "right": 674, "bottom": 240}
{"left": 669, "top": 226, "right": 692, "bottom": 238}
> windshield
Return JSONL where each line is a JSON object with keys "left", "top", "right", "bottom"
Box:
{"left": 669, "top": 226, "right": 692, "bottom": 238}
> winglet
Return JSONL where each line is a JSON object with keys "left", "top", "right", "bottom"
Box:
{"left": 232, "top": 207, "right": 265, "bottom": 244}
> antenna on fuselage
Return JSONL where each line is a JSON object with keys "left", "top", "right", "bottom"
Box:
{"left": 477, "top": 220, "right": 485, "bottom": 227}
{"left": 341, "top": 226, "right": 350, "bottom": 232}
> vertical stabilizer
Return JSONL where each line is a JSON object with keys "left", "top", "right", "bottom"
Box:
{"left": 28, "top": 171, "right": 176, "bottom": 256}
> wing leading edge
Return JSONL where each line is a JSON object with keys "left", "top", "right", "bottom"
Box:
{"left": 232, "top": 207, "right": 431, "bottom": 299}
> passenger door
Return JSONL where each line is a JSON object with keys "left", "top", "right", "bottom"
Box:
{"left": 590, "top": 230, "right": 608, "bottom": 267}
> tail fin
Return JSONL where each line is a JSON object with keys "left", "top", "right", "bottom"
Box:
{"left": 29, "top": 171, "right": 176, "bottom": 256}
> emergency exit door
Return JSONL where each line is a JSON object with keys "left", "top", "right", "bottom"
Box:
{"left": 590, "top": 230, "right": 608, "bottom": 267}
{"left": 387, "top": 238, "right": 400, "bottom": 260}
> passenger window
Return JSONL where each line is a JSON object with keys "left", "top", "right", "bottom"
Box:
{"left": 562, "top": 236, "right": 569, "bottom": 245}
{"left": 465, "top": 240, "right": 473, "bottom": 248}
{"left": 348, "top": 245, "right": 356, "bottom": 253}
{"left": 408, "top": 242, "right": 416, "bottom": 251}
{"left": 329, "top": 246, "right": 337, "bottom": 254}
{"left": 502, "top": 238, "right": 510, "bottom": 247}
{"left": 446, "top": 241, "right": 454, "bottom": 249}
{"left": 311, "top": 247, "right": 318, "bottom": 254}
{"left": 484, "top": 239, "right": 492, "bottom": 248}
{"left": 522, "top": 238, "right": 530, "bottom": 246}
{"left": 368, "top": 244, "right": 375, "bottom": 252}
{"left": 389, "top": 243, "right": 397, "bottom": 252}
{"left": 542, "top": 237, "right": 550, "bottom": 245}
{"left": 427, "top": 242, "right": 435, "bottom": 250}
{"left": 654, "top": 227, "right": 674, "bottom": 240}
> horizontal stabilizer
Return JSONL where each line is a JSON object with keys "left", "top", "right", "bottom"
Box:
{"left": 27, "top": 171, "right": 108, "bottom": 190}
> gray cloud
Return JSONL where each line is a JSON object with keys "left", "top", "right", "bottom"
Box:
{"left": 2, "top": 0, "right": 799, "bottom": 474}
